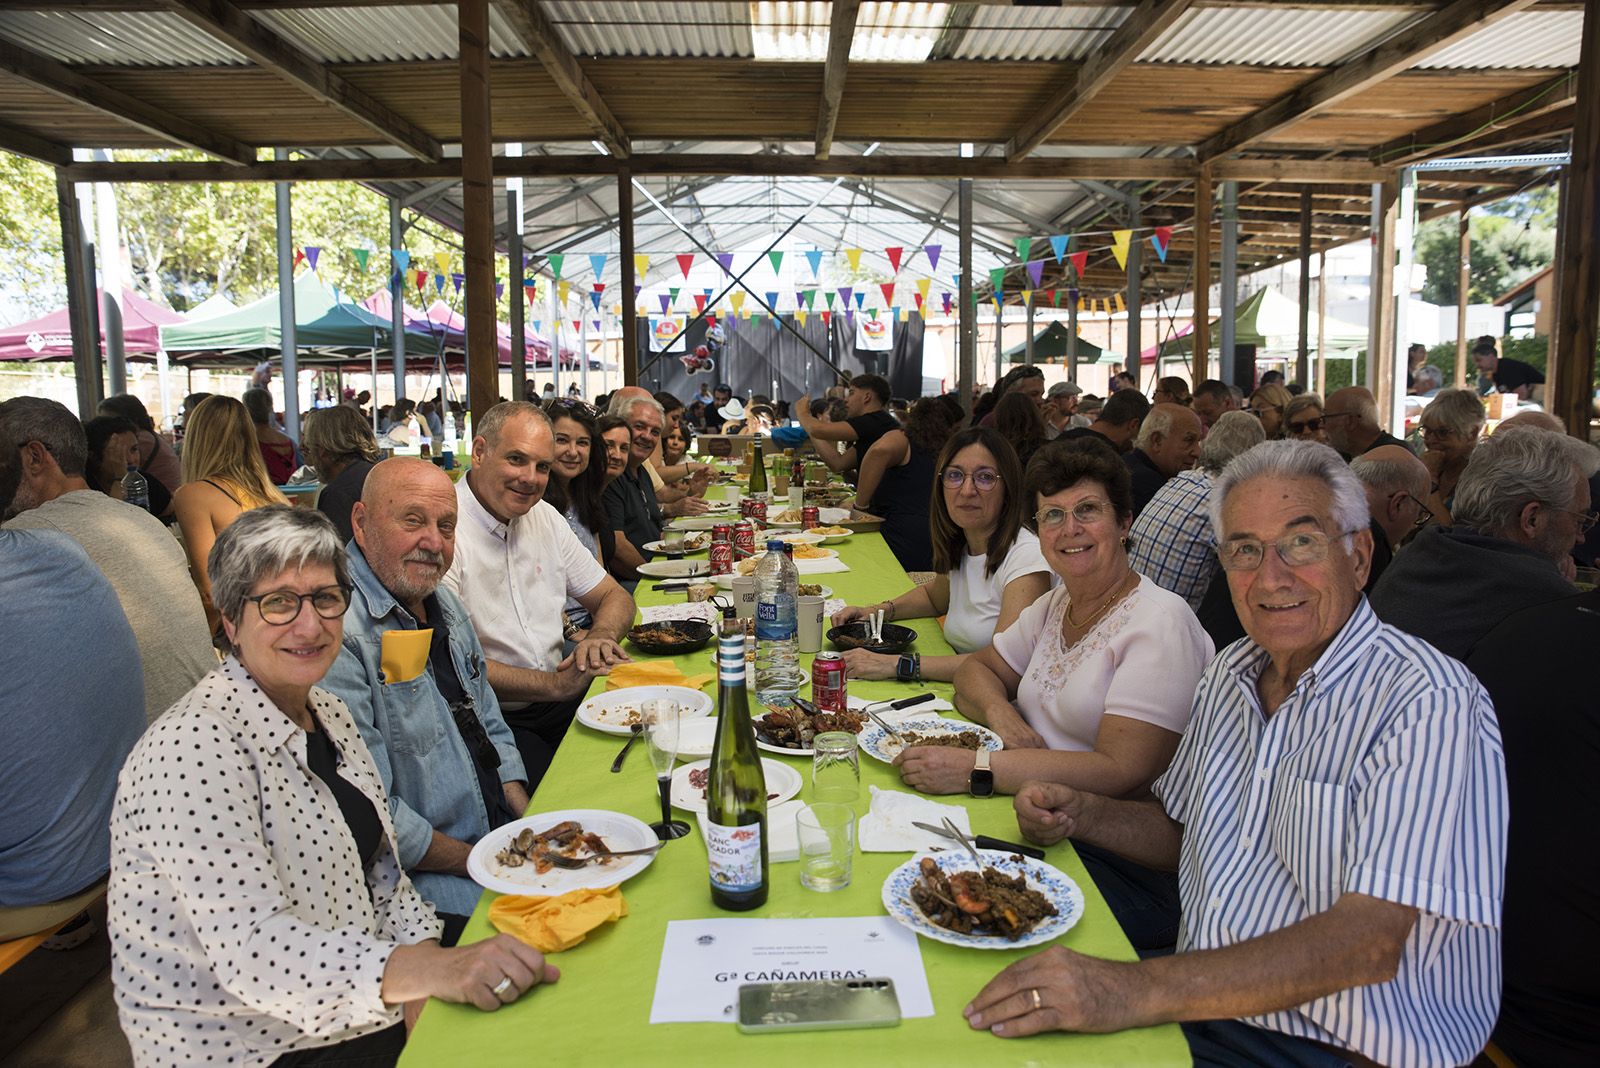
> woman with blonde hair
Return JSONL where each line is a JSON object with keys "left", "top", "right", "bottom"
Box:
{"left": 172, "top": 395, "right": 288, "bottom": 633}
{"left": 1247, "top": 382, "right": 1293, "bottom": 439}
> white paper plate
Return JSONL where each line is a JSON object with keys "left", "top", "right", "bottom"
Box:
{"left": 642, "top": 533, "right": 712, "bottom": 555}
{"left": 674, "top": 717, "right": 719, "bottom": 759}
{"left": 769, "top": 531, "right": 826, "bottom": 547}
{"left": 670, "top": 757, "right": 803, "bottom": 814}
{"left": 467, "top": 809, "right": 660, "bottom": 896}
{"left": 857, "top": 716, "right": 1004, "bottom": 764}
{"left": 765, "top": 506, "right": 852, "bottom": 528}
{"left": 882, "top": 849, "right": 1084, "bottom": 950}
{"left": 666, "top": 516, "right": 725, "bottom": 531}
{"left": 636, "top": 558, "right": 711, "bottom": 579}
{"left": 576, "top": 685, "right": 714, "bottom": 736}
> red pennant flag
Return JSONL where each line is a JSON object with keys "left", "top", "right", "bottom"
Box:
{"left": 706, "top": 313, "right": 717, "bottom": 326}
{"left": 913, "top": 293, "right": 924, "bottom": 310}
{"left": 293, "top": 248, "right": 306, "bottom": 268}
{"left": 693, "top": 293, "right": 707, "bottom": 312}
{"left": 879, "top": 283, "right": 895, "bottom": 306}
{"left": 676, "top": 254, "right": 695, "bottom": 278}
{"left": 1068, "top": 251, "right": 1088, "bottom": 278}
{"left": 885, "top": 247, "right": 904, "bottom": 274}
{"left": 1044, "top": 289, "right": 1056, "bottom": 306}
{"left": 414, "top": 269, "right": 428, "bottom": 291}
{"left": 821, "top": 310, "right": 832, "bottom": 325}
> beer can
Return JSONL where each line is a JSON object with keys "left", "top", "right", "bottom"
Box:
{"left": 811, "top": 652, "right": 848, "bottom": 713}
{"left": 801, "top": 506, "right": 820, "bottom": 531}
{"left": 709, "top": 524, "right": 733, "bottom": 575}
{"left": 732, "top": 520, "right": 756, "bottom": 561}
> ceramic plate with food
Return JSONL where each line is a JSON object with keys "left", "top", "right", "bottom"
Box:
{"left": 882, "top": 850, "right": 1083, "bottom": 950}
{"left": 766, "top": 506, "right": 852, "bottom": 528}
{"left": 806, "top": 525, "right": 853, "bottom": 543}
{"left": 753, "top": 699, "right": 868, "bottom": 756}
{"left": 642, "top": 531, "right": 713, "bottom": 555}
{"left": 576, "top": 685, "right": 713, "bottom": 736}
{"left": 635, "top": 558, "right": 711, "bottom": 579}
{"left": 669, "top": 757, "right": 803, "bottom": 813}
{"left": 857, "top": 716, "right": 1003, "bottom": 764}
{"left": 467, "top": 809, "right": 659, "bottom": 895}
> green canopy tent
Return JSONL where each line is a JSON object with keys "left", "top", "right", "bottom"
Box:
{"left": 1156, "top": 287, "right": 1367, "bottom": 361}
{"left": 1003, "top": 320, "right": 1106, "bottom": 364}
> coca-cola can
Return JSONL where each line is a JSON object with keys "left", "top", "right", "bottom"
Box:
{"left": 801, "top": 506, "right": 820, "bottom": 531}
{"left": 811, "top": 652, "right": 848, "bottom": 713}
{"left": 709, "top": 524, "right": 733, "bottom": 575}
{"left": 738, "top": 497, "right": 754, "bottom": 519}
{"left": 747, "top": 499, "right": 767, "bottom": 527}
{"left": 732, "top": 520, "right": 756, "bottom": 561}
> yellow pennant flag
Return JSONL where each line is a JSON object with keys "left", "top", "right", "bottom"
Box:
{"left": 845, "top": 248, "right": 862, "bottom": 272}
{"left": 1077, "top": 297, "right": 1086, "bottom": 313}
{"left": 1021, "top": 290, "right": 1032, "bottom": 306}
{"left": 432, "top": 251, "right": 452, "bottom": 276}
{"left": 1110, "top": 230, "right": 1132, "bottom": 269}
{"left": 633, "top": 254, "right": 650, "bottom": 277}
{"left": 899, "top": 306, "right": 909, "bottom": 322}
{"left": 915, "top": 278, "right": 931, "bottom": 303}
{"left": 558, "top": 280, "right": 571, "bottom": 305}
{"left": 1114, "top": 293, "right": 1126, "bottom": 313}
{"left": 730, "top": 292, "right": 746, "bottom": 314}
{"left": 795, "top": 308, "right": 809, "bottom": 328}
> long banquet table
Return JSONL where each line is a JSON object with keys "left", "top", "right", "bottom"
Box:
{"left": 401, "top": 501, "right": 1189, "bottom": 1066}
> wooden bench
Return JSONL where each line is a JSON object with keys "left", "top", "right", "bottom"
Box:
{"left": 0, "top": 882, "right": 108, "bottom": 976}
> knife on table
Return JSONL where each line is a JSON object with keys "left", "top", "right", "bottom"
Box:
{"left": 911, "top": 820, "right": 1046, "bottom": 861}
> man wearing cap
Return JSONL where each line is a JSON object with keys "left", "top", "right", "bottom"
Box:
{"left": 1043, "top": 382, "right": 1086, "bottom": 439}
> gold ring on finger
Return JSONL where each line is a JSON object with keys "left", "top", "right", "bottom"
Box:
{"left": 1030, "top": 988, "right": 1042, "bottom": 1012}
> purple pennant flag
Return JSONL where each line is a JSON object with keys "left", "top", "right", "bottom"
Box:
{"left": 924, "top": 245, "right": 942, "bottom": 273}
{"left": 451, "top": 273, "right": 465, "bottom": 294}
{"left": 303, "top": 246, "right": 321, "bottom": 271}
{"left": 658, "top": 294, "right": 671, "bottom": 314}
{"left": 804, "top": 250, "right": 824, "bottom": 278}
{"left": 1026, "top": 260, "right": 1045, "bottom": 288}
{"left": 941, "top": 292, "right": 952, "bottom": 314}
{"left": 715, "top": 253, "right": 734, "bottom": 275}
{"left": 495, "top": 282, "right": 505, "bottom": 302}
{"left": 593, "top": 320, "right": 601, "bottom": 331}
{"left": 633, "top": 284, "right": 642, "bottom": 297}
{"left": 845, "top": 309, "right": 855, "bottom": 324}
{"left": 838, "top": 287, "right": 852, "bottom": 307}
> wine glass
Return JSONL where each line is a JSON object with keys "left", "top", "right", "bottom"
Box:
{"left": 644, "top": 699, "right": 690, "bottom": 840}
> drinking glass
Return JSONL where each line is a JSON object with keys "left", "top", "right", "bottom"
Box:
{"left": 644, "top": 699, "right": 689, "bottom": 840}
{"left": 664, "top": 527, "right": 686, "bottom": 554}
{"left": 796, "top": 803, "right": 854, "bottom": 891}
{"left": 811, "top": 732, "right": 860, "bottom": 805}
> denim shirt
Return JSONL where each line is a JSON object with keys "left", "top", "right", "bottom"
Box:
{"left": 321, "top": 543, "right": 527, "bottom": 919}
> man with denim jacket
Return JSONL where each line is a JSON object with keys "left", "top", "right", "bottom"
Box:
{"left": 322, "top": 459, "right": 529, "bottom": 943}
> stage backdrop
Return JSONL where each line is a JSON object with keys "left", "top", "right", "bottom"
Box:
{"left": 636, "top": 313, "right": 925, "bottom": 402}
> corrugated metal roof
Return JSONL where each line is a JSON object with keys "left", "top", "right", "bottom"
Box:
{"left": 253, "top": 3, "right": 528, "bottom": 63}
{"left": 1413, "top": 11, "right": 1583, "bottom": 69}
{"left": 546, "top": 2, "right": 753, "bottom": 59}
{"left": 1140, "top": 6, "right": 1419, "bottom": 67}
{"left": 0, "top": 10, "right": 246, "bottom": 67}
{"left": 952, "top": 5, "right": 1128, "bottom": 63}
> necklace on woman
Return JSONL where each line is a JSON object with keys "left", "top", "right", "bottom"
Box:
{"left": 1064, "top": 568, "right": 1135, "bottom": 630}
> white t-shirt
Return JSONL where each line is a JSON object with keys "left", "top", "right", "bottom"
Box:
{"left": 990, "top": 575, "right": 1213, "bottom": 751}
{"left": 942, "top": 528, "right": 1052, "bottom": 654}
{"left": 444, "top": 478, "right": 608, "bottom": 707}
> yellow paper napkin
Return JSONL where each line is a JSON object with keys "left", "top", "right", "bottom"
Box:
{"left": 380, "top": 628, "right": 432, "bottom": 683}
{"left": 488, "top": 886, "right": 628, "bottom": 953}
{"left": 605, "top": 660, "right": 715, "bottom": 692}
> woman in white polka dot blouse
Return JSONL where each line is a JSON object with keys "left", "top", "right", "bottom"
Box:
{"left": 108, "top": 507, "right": 559, "bottom": 1067}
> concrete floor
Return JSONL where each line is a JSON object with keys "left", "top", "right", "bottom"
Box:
{"left": 1, "top": 901, "right": 132, "bottom": 1068}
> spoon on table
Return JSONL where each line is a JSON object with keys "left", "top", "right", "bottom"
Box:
{"left": 610, "top": 723, "right": 644, "bottom": 773}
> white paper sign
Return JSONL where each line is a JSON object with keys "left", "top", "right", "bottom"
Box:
{"left": 649, "top": 916, "right": 934, "bottom": 1024}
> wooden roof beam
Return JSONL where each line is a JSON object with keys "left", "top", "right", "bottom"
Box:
{"left": 1006, "top": 0, "right": 1196, "bottom": 162}
{"left": 1371, "top": 69, "right": 1576, "bottom": 165}
{"left": 158, "top": 0, "right": 443, "bottom": 160}
{"left": 496, "top": 0, "right": 630, "bottom": 159}
{"left": 0, "top": 118, "right": 70, "bottom": 166}
{"left": 1424, "top": 105, "right": 1575, "bottom": 157}
{"left": 814, "top": 0, "right": 860, "bottom": 160}
{"left": 0, "top": 40, "right": 255, "bottom": 164}
{"left": 1197, "top": 0, "right": 1543, "bottom": 162}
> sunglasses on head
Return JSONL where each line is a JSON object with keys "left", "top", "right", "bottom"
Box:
{"left": 545, "top": 397, "right": 598, "bottom": 418}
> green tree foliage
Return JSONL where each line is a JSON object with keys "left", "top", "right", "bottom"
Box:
{"left": 1414, "top": 187, "right": 1556, "bottom": 306}
{"left": 0, "top": 154, "right": 66, "bottom": 317}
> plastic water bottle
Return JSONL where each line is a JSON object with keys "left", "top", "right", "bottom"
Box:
{"left": 121, "top": 464, "right": 150, "bottom": 513}
{"left": 754, "top": 538, "right": 803, "bottom": 702}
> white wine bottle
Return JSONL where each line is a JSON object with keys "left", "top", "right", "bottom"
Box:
{"left": 748, "top": 438, "right": 769, "bottom": 502}
{"left": 706, "top": 607, "right": 769, "bottom": 910}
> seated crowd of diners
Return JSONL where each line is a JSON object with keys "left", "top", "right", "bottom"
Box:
{"left": 1, "top": 357, "right": 1594, "bottom": 1067}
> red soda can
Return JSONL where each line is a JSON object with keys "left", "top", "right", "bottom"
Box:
{"left": 801, "top": 506, "right": 820, "bottom": 531}
{"left": 738, "top": 497, "right": 754, "bottom": 519}
{"left": 811, "top": 652, "right": 848, "bottom": 713}
{"left": 747, "top": 499, "right": 767, "bottom": 527}
{"left": 709, "top": 524, "right": 733, "bottom": 575}
{"left": 733, "top": 520, "right": 756, "bottom": 561}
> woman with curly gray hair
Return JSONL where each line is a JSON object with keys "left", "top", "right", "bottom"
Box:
{"left": 1418, "top": 387, "right": 1486, "bottom": 524}
{"left": 109, "top": 506, "right": 558, "bottom": 1067}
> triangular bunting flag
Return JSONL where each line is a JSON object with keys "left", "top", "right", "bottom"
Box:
{"left": 838, "top": 287, "right": 852, "bottom": 307}
{"left": 824, "top": 292, "right": 836, "bottom": 310}
{"left": 495, "top": 282, "right": 505, "bottom": 302}
{"left": 730, "top": 292, "right": 746, "bottom": 314}
{"left": 852, "top": 291, "right": 865, "bottom": 311}
{"left": 548, "top": 254, "right": 565, "bottom": 280}
{"left": 1048, "top": 235, "right": 1069, "bottom": 263}
{"left": 593, "top": 281, "right": 606, "bottom": 293}
{"left": 634, "top": 254, "right": 651, "bottom": 277}
{"left": 804, "top": 250, "right": 823, "bottom": 278}
{"left": 591, "top": 291, "right": 602, "bottom": 311}
{"left": 885, "top": 247, "right": 904, "bottom": 274}
{"left": 533, "top": 320, "right": 543, "bottom": 334}
{"left": 821, "top": 310, "right": 832, "bottom": 325}
{"left": 898, "top": 306, "right": 909, "bottom": 323}
{"left": 1026, "top": 260, "right": 1045, "bottom": 288}
{"left": 915, "top": 278, "right": 931, "bottom": 304}
{"left": 1110, "top": 230, "right": 1132, "bottom": 270}
{"left": 1046, "top": 289, "right": 1057, "bottom": 307}
{"left": 1068, "top": 251, "right": 1088, "bottom": 279}
{"left": 924, "top": 245, "right": 942, "bottom": 273}
{"left": 572, "top": 320, "right": 581, "bottom": 333}
{"left": 988, "top": 267, "right": 1006, "bottom": 291}
{"left": 525, "top": 284, "right": 538, "bottom": 305}
{"left": 1114, "top": 293, "right": 1125, "bottom": 313}
{"left": 294, "top": 248, "right": 306, "bottom": 269}
{"left": 693, "top": 293, "right": 707, "bottom": 312}
{"left": 1150, "top": 227, "right": 1173, "bottom": 263}
{"left": 558, "top": 280, "right": 571, "bottom": 304}
{"left": 451, "top": 272, "right": 464, "bottom": 294}
{"left": 349, "top": 248, "right": 370, "bottom": 272}
{"left": 765, "top": 291, "right": 779, "bottom": 311}
{"left": 1021, "top": 290, "right": 1032, "bottom": 306}
{"left": 668, "top": 286, "right": 680, "bottom": 304}
{"left": 941, "top": 293, "right": 953, "bottom": 315}
{"left": 391, "top": 249, "right": 411, "bottom": 272}
{"left": 412, "top": 269, "right": 427, "bottom": 291}
{"left": 844, "top": 248, "right": 862, "bottom": 272}
{"left": 434, "top": 273, "right": 445, "bottom": 294}
{"left": 796, "top": 308, "right": 809, "bottom": 327}
{"left": 676, "top": 254, "right": 695, "bottom": 278}
{"left": 913, "top": 292, "right": 924, "bottom": 310}
{"left": 658, "top": 294, "right": 671, "bottom": 314}
{"left": 879, "top": 283, "right": 895, "bottom": 306}
{"left": 715, "top": 253, "right": 734, "bottom": 275}
{"left": 867, "top": 308, "right": 877, "bottom": 321}
{"left": 589, "top": 253, "right": 608, "bottom": 279}
{"left": 303, "top": 247, "right": 321, "bottom": 271}
{"left": 767, "top": 251, "right": 784, "bottom": 275}
{"left": 1014, "top": 237, "right": 1031, "bottom": 262}
{"left": 432, "top": 251, "right": 451, "bottom": 276}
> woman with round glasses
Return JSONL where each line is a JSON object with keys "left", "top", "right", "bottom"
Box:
{"left": 853, "top": 396, "right": 962, "bottom": 573}
{"left": 896, "top": 439, "right": 1212, "bottom": 799}
{"left": 1247, "top": 382, "right": 1293, "bottom": 439}
{"left": 833, "top": 429, "right": 1052, "bottom": 682}
{"left": 1283, "top": 392, "right": 1329, "bottom": 444}
{"left": 109, "top": 507, "right": 557, "bottom": 1066}
{"left": 1418, "top": 387, "right": 1485, "bottom": 525}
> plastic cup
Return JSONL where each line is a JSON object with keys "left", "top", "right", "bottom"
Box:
{"left": 811, "top": 732, "right": 860, "bottom": 805}
{"left": 796, "top": 803, "right": 854, "bottom": 891}
{"left": 797, "top": 594, "right": 825, "bottom": 653}
{"left": 731, "top": 575, "right": 756, "bottom": 620}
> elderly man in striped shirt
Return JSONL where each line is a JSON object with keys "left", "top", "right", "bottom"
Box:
{"left": 967, "top": 440, "right": 1507, "bottom": 1068}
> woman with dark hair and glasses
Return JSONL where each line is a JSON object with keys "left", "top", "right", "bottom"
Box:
{"left": 109, "top": 507, "right": 558, "bottom": 1067}
{"left": 833, "top": 428, "right": 1051, "bottom": 682}
{"left": 543, "top": 399, "right": 615, "bottom": 640}
{"left": 852, "top": 396, "right": 962, "bottom": 573}
{"left": 894, "top": 438, "right": 1212, "bottom": 801}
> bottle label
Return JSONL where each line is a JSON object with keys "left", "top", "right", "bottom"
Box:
{"left": 754, "top": 596, "right": 795, "bottom": 640}
{"left": 718, "top": 633, "right": 746, "bottom": 684}
{"left": 705, "top": 818, "right": 764, "bottom": 894}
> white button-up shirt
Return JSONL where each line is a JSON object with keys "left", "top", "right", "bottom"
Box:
{"left": 109, "top": 659, "right": 443, "bottom": 1067}
{"left": 445, "top": 477, "right": 608, "bottom": 709}
{"left": 1153, "top": 600, "right": 1507, "bottom": 1068}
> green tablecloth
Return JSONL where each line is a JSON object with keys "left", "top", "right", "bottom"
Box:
{"left": 401, "top": 519, "right": 1188, "bottom": 1066}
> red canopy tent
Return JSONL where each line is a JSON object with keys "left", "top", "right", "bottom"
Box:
{"left": 0, "top": 288, "right": 185, "bottom": 362}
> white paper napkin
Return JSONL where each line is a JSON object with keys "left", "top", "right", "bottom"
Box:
{"left": 795, "top": 557, "right": 850, "bottom": 575}
{"left": 638, "top": 602, "right": 721, "bottom": 625}
{"left": 695, "top": 798, "right": 804, "bottom": 863}
{"left": 858, "top": 786, "right": 973, "bottom": 853}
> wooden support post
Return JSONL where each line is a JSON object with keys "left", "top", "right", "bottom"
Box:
{"left": 508, "top": 186, "right": 526, "bottom": 401}
{"left": 1192, "top": 170, "right": 1211, "bottom": 386}
{"left": 459, "top": 0, "right": 498, "bottom": 424}
{"left": 1552, "top": 0, "right": 1599, "bottom": 437}
{"left": 1456, "top": 207, "right": 1471, "bottom": 388}
{"left": 274, "top": 147, "right": 299, "bottom": 441}
{"left": 1220, "top": 181, "right": 1238, "bottom": 386}
{"left": 1297, "top": 188, "right": 1312, "bottom": 386}
{"left": 56, "top": 171, "right": 102, "bottom": 417}
{"left": 1316, "top": 251, "right": 1328, "bottom": 397}
{"left": 958, "top": 177, "right": 975, "bottom": 409}
{"left": 1126, "top": 194, "right": 1142, "bottom": 386}
{"left": 389, "top": 198, "right": 406, "bottom": 405}
{"left": 619, "top": 169, "right": 638, "bottom": 386}
{"left": 1025, "top": 295, "right": 1035, "bottom": 365}
{"left": 1370, "top": 177, "right": 1399, "bottom": 422}
{"left": 1067, "top": 260, "right": 1080, "bottom": 382}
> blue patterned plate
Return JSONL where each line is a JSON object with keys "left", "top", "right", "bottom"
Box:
{"left": 857, "top": 716, "right": 1003, "bottom": 764}
{"left": 881, "top": 850, "right": 1085, "bottom": 950}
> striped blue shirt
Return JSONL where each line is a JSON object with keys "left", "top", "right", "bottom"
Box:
{"left": 1152, "top": 598, "right": 1507, "bottom": 1068}
{"left": 1129, "top": 469, "right": 1217, "bottom": 610}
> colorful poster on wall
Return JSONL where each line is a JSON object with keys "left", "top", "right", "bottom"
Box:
{"left": 650, "top": 317, "right": 683, "bottom": 352}
{"left": 856, "top": 316, "right": 893, "bottom": 352}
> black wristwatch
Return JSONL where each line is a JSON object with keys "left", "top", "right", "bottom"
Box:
{"left": 969, "top": 749, "right": 995, "bottom": 798}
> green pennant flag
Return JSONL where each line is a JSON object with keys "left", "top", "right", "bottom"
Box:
{"left": 349, "top": 248, "right": 370, "bottom": 272}
{"left": 668, "top": 286, "right": 681, "bottom": 304}
{"left": 767, "top": 251, "right": 784, "bottom": 275}
{"left": 988, "top": 267, "right": 1006, "bottom": 291}
{"left": 1014, "top": 237, "right": 1031, "bottom": 262}
{"left": 804, "top": 289, "right": 817, "bottom": 310}
{"left": 1053, "top": 289, "right": 1064, "bottom": 306}
{"left": 549, "top": 254, "right": 565, "bottom": 280}
{"left": 824, "top": 292, "right": 836, "bottom": 309}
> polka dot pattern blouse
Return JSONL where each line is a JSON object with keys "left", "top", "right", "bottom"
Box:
{"left": 109, "top": 657, "right": 444, "bottom": 1066}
